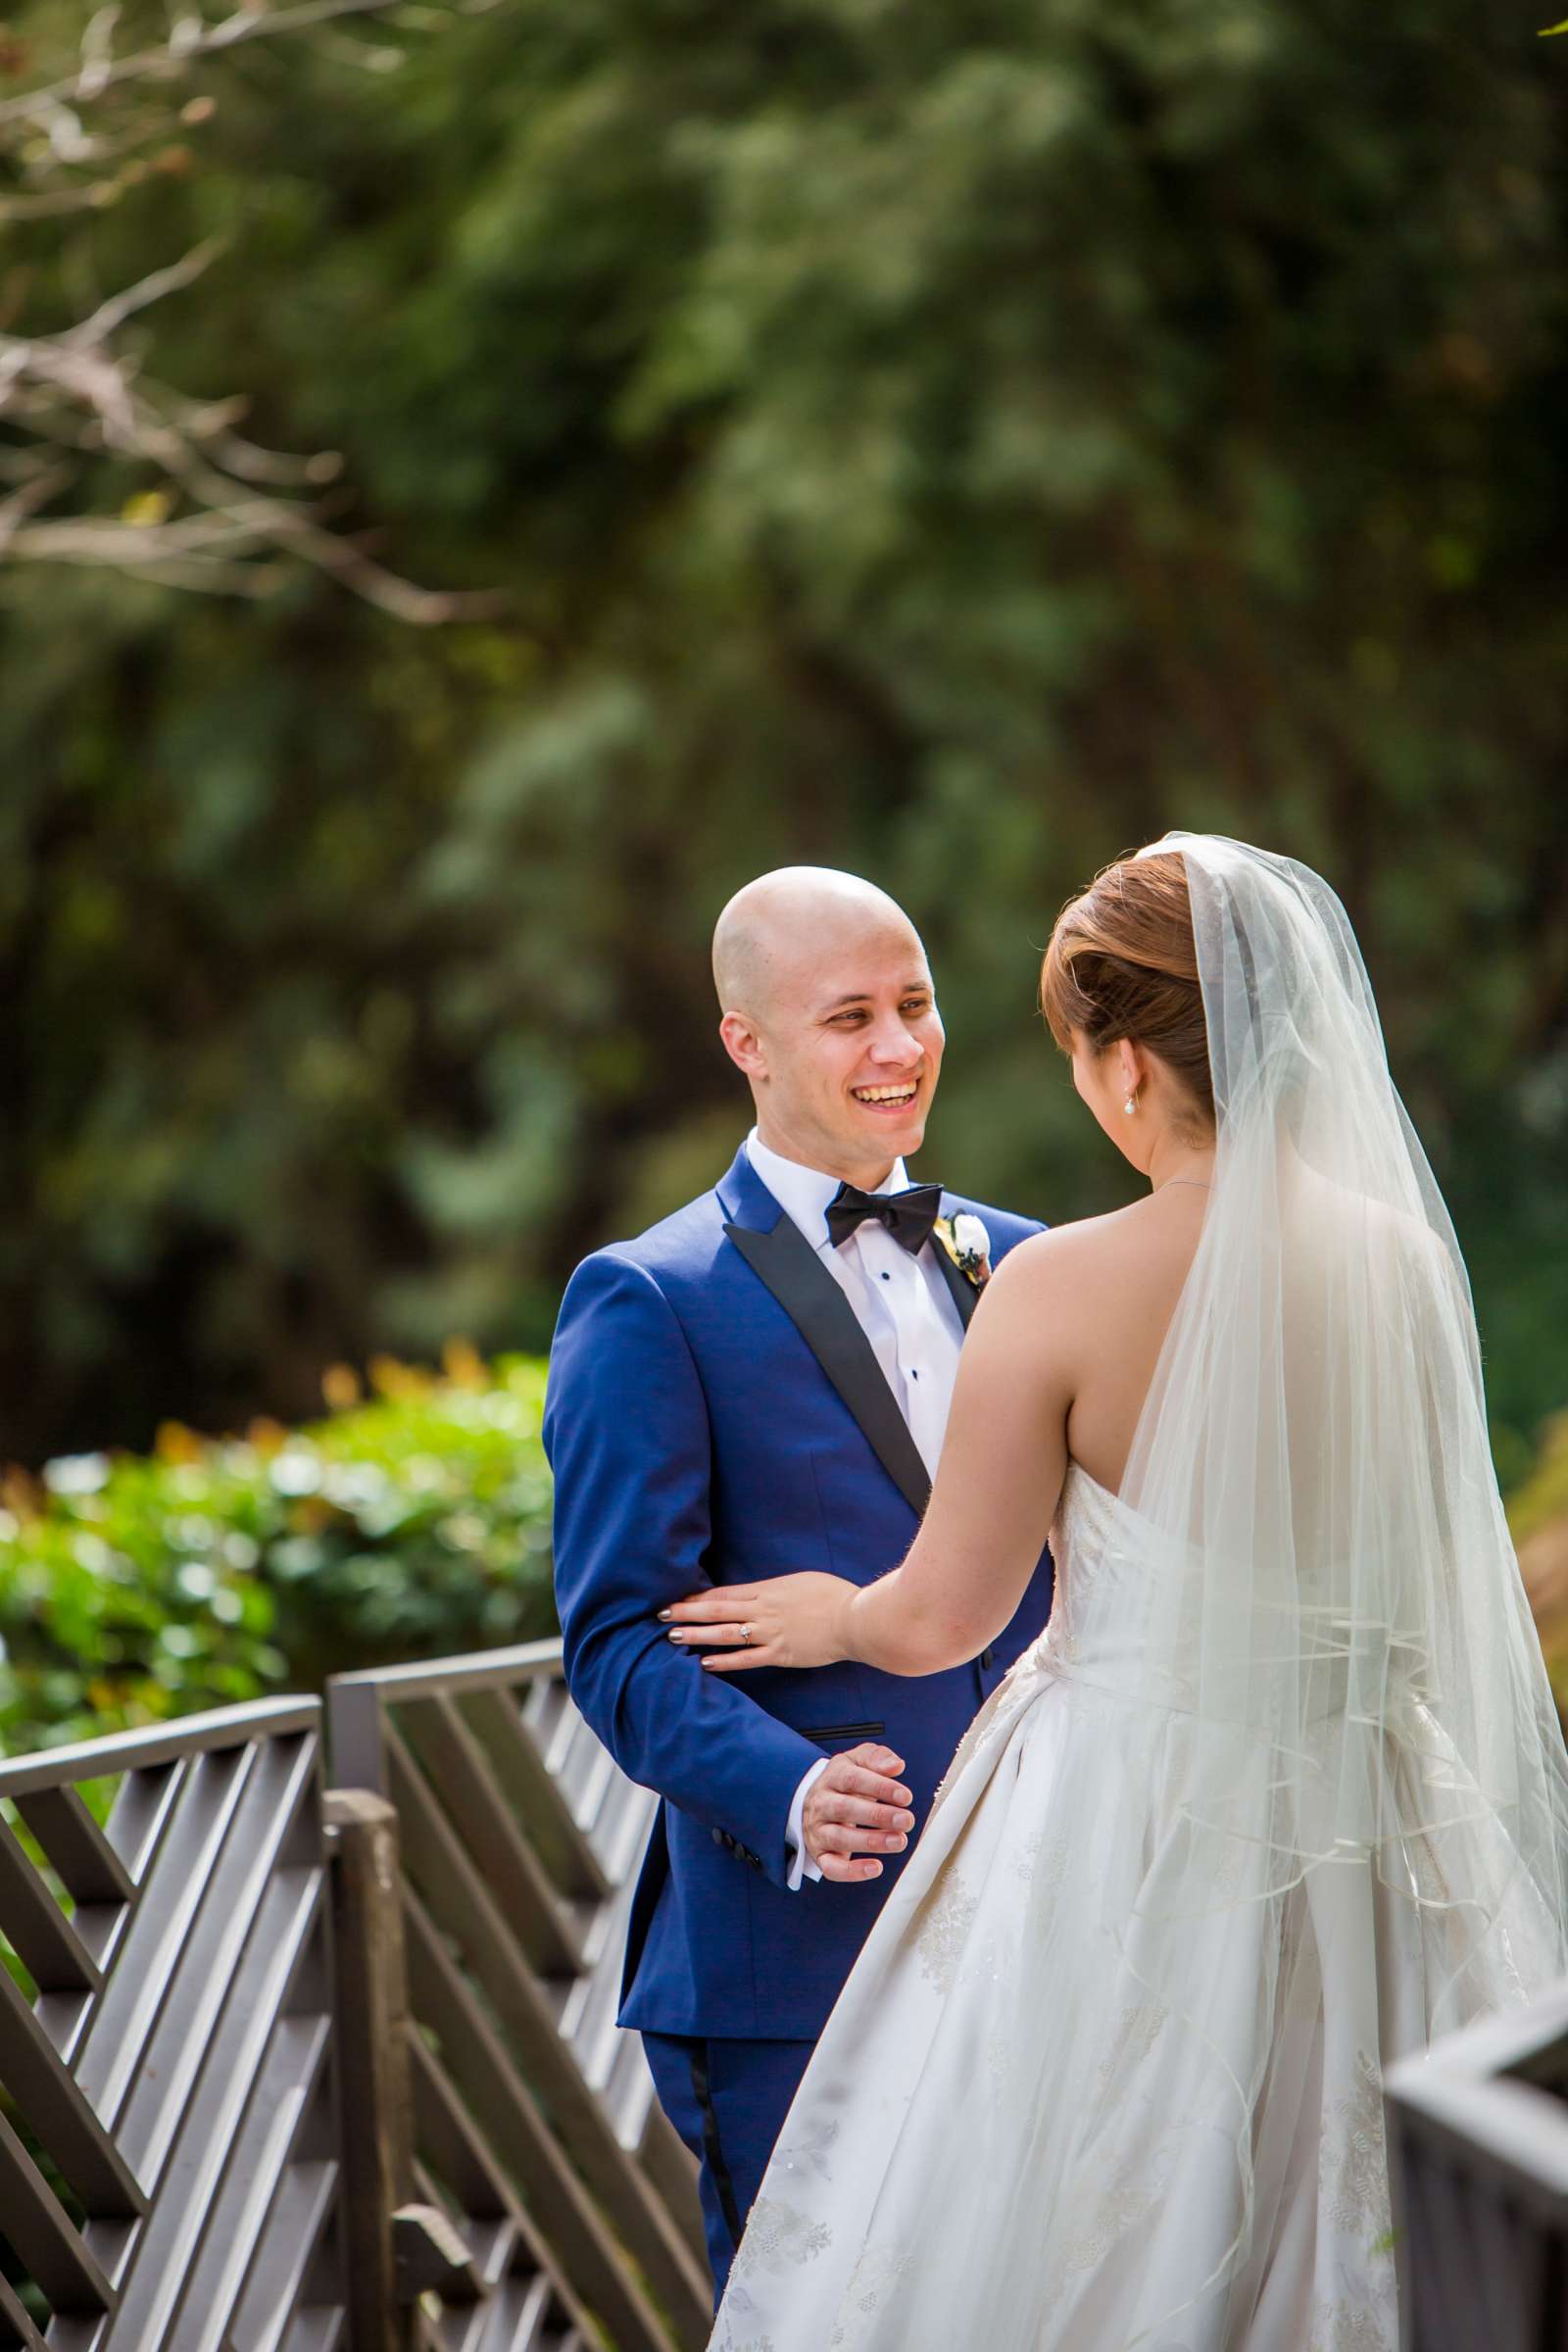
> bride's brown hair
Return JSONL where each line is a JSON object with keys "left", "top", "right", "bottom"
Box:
{"left": 1040, "top": 850, "right": 1215, "bottom": 1123}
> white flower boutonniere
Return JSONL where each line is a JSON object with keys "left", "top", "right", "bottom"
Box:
{"left": 933, "top": 1211, "right": 993, "bottom": 1290}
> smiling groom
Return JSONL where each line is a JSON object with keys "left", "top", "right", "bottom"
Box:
{"left": 542, "top": 867, "right": 1055, "bottom": 2302}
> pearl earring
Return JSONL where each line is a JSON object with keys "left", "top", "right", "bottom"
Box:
{"left": 1123, "top": 1092, "right": 1138, "bottom": 1116}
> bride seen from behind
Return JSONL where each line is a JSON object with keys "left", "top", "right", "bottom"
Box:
{"left": 666, "top": 833, "right": 1568, "bottom": 2352}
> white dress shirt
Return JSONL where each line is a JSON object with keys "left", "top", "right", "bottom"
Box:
{"left": 745, "top": 1129, "right": 966, "bottom": 1887}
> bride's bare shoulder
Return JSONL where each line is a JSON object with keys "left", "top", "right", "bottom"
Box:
{"left": 984, "top": 1200, "right": 1159, "bottom": 1310}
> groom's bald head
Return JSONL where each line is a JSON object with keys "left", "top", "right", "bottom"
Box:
{"left": 712, "top": 867, "right": 920, "bottom": 1019}
{"left": 713, "top": 867, "right": 944, "bottom": 1187}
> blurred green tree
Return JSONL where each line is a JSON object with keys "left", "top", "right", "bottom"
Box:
{"left": 2, "top": 0, "right": 1565, "bottom": 1471}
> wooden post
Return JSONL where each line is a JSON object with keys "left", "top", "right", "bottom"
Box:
{"left": 325, "top": 1788, "right": 416, "bottom": 2352}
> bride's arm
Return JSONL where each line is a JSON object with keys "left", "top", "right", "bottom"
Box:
{"left": 665, "top": 1233, "right": 1074, "bottom": 1678}
{"left": 840, "top": 1237, "right": 1070, "bottom": 1674}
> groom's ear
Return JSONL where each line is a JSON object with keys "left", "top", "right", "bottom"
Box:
{"left": 719, "top": 1008, "right": 769, "bottom": 1082}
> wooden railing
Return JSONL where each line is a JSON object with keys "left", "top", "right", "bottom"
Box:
{"left": 8, "top": 1642, "right": 1568, "bottom": 2349}
{"left": 326, "top": 1641, "right": 709, "bottom": 2352}
{"left": 0, "top": 1644, "right": 707, "bottom": 2351}
{"left": 1384, "top": 1984, "right": 1568, "bottom": 2350}
{"left": 0, "top": 1697, "right": 346, "bottom": 2349}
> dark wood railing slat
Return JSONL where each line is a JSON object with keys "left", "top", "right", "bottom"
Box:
{"left": 0, "top": 2103, "right": 115, "bottom": 2315}
{"left": 402, "top": 1886, "right": 669, "bottom": 2352}
{"left": 385, "top": 1724, "right": 708, "bottom": 2334}
{"left": 115, "top": 1735, "right": 321, "bottom": 2189}
{"left": 0, "top": 1816, "right": 104, "bottom": 1996}
{"left": 408, "top": 2033, "right": 508, "bottom": 2225}
{"left": 13, "top": 1788, "right": 136, "bottom": 1907}
{"left": 1386, "top": 1984, "right": 1568, "bottom": 2351}
{"left": 226, "top": 2155, "right": 340, "bottom": 2352}
{"left": 157, "top": 2011, "right": 335, "bottom": 2352}
{"left": 106, "top": 1859, "right": 330, "bottom": 2346}
{"left": 457, "top": 1692, "right": 611, "bottom": 1907}
{"left": 401, "top": 1697, "right": 584, "bottom": 1981}
{"left": 75, "top": 1744, "right": 263, "bottom": 2126}
{"left": 0, "top": 1962, "right": 143, "bottom": 2222}
{"left": 101, "top": 1759, "right": 185, "bottom": 1889}
{"left": 0, "top": 2267, "right": 50, "bottom": 2351}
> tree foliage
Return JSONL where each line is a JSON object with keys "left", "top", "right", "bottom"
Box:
{"left": 2, "top": 0, "right": 1566, "bottom": 1471}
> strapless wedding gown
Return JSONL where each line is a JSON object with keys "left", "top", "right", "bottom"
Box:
{"left": 709, "top": 1462, "right": 1554, "bottom": 2352}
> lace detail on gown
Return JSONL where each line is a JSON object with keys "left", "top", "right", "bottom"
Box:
{"left": 1320, "top": 2053, "right": 1393, "bottom": 2241}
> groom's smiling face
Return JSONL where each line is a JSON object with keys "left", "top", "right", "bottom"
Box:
{"left": 718, "top": 886, "right": 945, "bottom": 1186}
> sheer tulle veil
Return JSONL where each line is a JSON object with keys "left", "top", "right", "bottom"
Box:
{"left": 947, "top": 834, "right": 1568, "bottom": 2343}
{"left": 1124, "top": 833, "right": 1568, "bottom": 1954}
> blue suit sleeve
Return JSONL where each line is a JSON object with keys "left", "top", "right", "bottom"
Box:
{"left": 985, "top": 1209, "right": 1047, "bottom": 1260}
{"left": 543, "top": 1249, "right": 823, "bottom": 1889}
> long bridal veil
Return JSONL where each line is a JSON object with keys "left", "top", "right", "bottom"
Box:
{"left": 919, "top": 836, "right": 1568, "bottom": 2346}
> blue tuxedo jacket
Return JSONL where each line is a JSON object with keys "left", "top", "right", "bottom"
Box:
{"left": 543, "top": 1145, "right": 1054, "bottom": 2041}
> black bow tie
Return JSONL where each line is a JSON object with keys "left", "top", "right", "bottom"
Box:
{"left": 825, "top": 1180, "right": 944, "bottom": 1256}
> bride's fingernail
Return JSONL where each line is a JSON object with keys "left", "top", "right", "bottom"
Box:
{"left": 666, "top": 1630, "right": 685, "bottom": 1642}
{"left": 657, "top": 1609, "right": 671, "bottom": 1621}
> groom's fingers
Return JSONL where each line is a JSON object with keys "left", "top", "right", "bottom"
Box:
{"left": 813, "top": 1794, "right": 915, "bottom": 1835}
{"left": 827, "top": 1758, "right": 912, "bottom": 1807}
{"left": 817, "top": 1852, "right": 886, "bottom": 1884}
{"left": 812, "top": 1823, "right": 908, "bottom": 1856}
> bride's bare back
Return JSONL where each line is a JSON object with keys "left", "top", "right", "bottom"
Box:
{"left": 1025, "top": 1185, "right": 1211, "bottom": 1505}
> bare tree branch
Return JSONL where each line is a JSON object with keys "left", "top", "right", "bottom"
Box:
{"left": 0, "top": 0, "right": 407, "bottom": 129}
{"left": 62, "top": 237, "right": 224, "bottom": 345}
{"left": 0, "top": 2, "right": 510, "bottom": 622}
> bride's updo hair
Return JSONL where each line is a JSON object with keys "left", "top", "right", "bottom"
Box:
{"left": 1041, "top": 851, "right": 1215, "bottom": 1126}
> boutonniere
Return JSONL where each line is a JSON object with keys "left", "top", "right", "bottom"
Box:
{"left": 933, "top": 1211, "right": 992, "bottom": 1290}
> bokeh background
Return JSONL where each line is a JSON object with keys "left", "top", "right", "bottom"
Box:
{"left": 3, "top": 0, "right": 1567, "bottom": 1740}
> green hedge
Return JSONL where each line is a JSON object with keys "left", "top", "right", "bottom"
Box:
{"left": 0, "top": 1347, "right": 556, "bottom": 1754}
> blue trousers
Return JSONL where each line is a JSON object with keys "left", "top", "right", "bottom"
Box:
{"left": 642, "top": 2033, "right": 813, "bottom": 2307}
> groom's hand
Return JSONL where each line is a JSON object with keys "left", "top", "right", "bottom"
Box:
{"left": 803, "top": 1745, "right": 915, "bottom": 1885}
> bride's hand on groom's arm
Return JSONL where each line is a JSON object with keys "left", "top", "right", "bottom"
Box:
{"left": 660, "top": 1571, "right": 857, "bottom": 1670}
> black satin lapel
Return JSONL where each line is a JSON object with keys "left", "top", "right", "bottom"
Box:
{"left": 725, "top": 1218, "right": 931, "bottom": 1518}
{"left": 931, "top": 1237, "right": 980, "bottom": 1331}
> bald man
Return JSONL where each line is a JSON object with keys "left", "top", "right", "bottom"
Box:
{"left": 542, "top": 868, "right": 1054, "bottom": 2303}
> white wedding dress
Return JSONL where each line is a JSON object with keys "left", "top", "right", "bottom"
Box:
{"left": 710, "top": 838, "right": 1568, "bottom": 2352}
